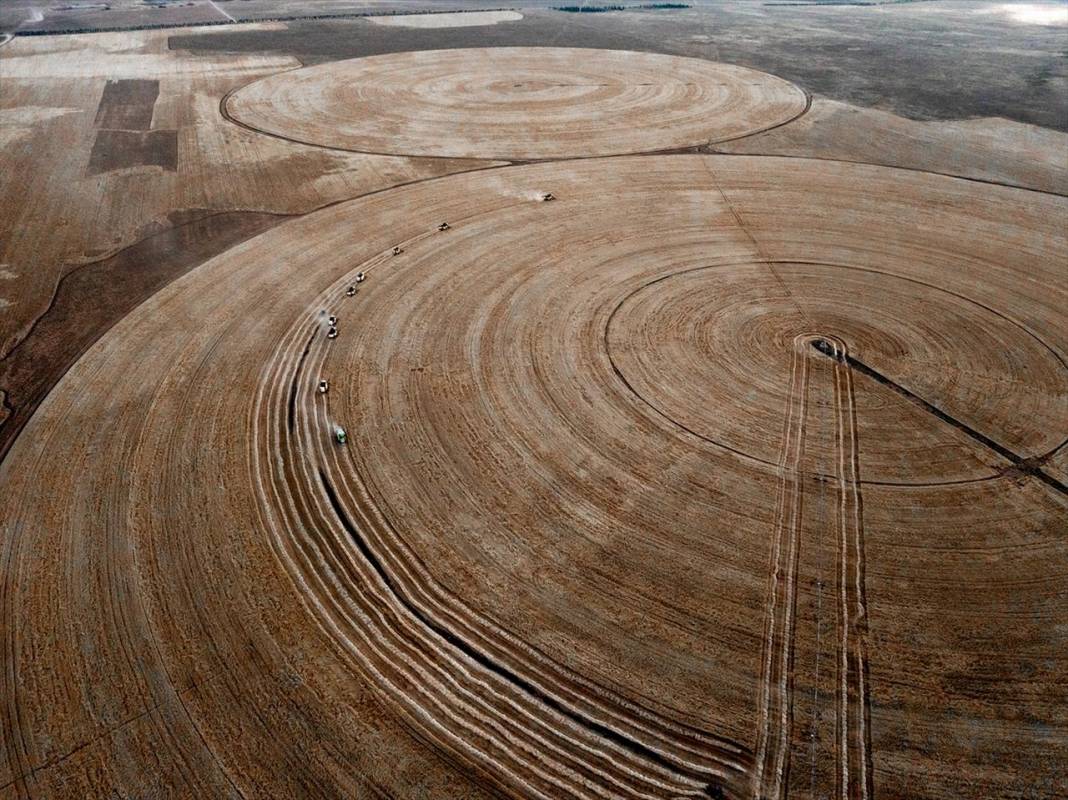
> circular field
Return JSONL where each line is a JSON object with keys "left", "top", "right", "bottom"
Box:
{"left": 1, "top": 156, "right": 1065, "bottom": 799}
{"left": 607, "top": 262, "right": 1067, "bottom": 485}
{"left": 225, "top": 48, "right": 809, "bottom": 159}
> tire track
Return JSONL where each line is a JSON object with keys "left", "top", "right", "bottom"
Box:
{"left": 828, "top": 339, "right": 873, "bottom": 800}
{"left": 752, "top": 335, "right": 809, "bottom": 800}
{"left": 754, "top": 335, "right": 873, "bottom": 800}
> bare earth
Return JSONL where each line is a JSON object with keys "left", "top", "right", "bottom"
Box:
{"left": 1, "top": 10, "right": 1066, "bottom": 800}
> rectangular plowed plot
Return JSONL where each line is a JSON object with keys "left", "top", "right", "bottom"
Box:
{"left": 88, "top": 129, "right": 178, "bottom": 175}
{"left": 94, "top": 79, "right": 160, "bottom": 130}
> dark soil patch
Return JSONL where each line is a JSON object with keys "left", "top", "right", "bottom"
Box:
{"left": 0, "top": 209, "right": 288, "bottom": 463}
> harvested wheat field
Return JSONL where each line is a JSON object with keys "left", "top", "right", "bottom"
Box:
{"left": 1, "top": 3, "right": 1066, "bottom": 800}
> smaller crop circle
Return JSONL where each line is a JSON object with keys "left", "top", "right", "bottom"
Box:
{"left": 225, "top": 47, "right": 809, "bottom": 159}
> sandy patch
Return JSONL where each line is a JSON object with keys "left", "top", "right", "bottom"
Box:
{"left": 0, "top": 26, "right": 297, "bottom": 78}
{"left": 0, "top": 105, "right": 84, "bottom": 149}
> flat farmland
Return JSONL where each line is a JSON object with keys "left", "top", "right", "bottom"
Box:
{"left": 1, "top": 4, "right": 1065, "bottom": 799}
